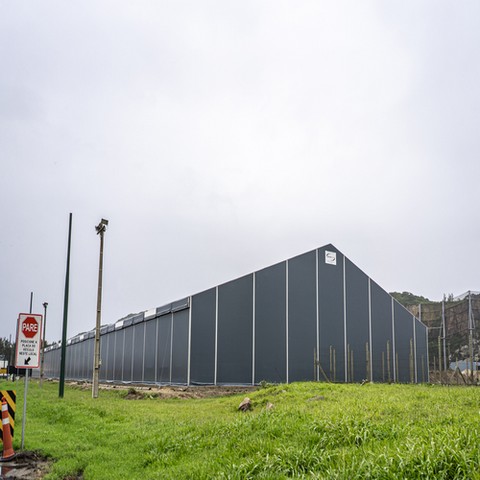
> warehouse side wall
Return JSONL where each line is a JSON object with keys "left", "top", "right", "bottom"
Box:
{"left": 39, "top": 244, "right": 428, "bottom": 385}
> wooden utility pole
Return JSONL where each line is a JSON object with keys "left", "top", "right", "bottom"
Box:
{"left": 93, "top": 219, "right": 109, "bottom": 399}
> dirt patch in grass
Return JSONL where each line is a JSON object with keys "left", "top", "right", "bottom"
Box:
{"left": 0, "top": 451, "right": 53, "bottom": 479}
{"left": 113, "top": 384, "right": 257, "bottom": 400}
{"left": 66, "top": 380, "right": 257, "bottom": 400}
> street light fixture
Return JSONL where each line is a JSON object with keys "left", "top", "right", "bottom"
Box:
{"left": 40, "top": 302, "right": 48, "bottom": 387}
{"left": 92, "top": 218, "right": 108, "bottom": 399}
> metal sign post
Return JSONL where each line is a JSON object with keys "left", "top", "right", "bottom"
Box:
{"left": 15, "top": 312, "right": 42, "bottom": 449}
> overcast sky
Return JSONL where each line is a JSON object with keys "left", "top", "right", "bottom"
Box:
{"left": 1, "top": 1, "right": 479, "bottom": 343}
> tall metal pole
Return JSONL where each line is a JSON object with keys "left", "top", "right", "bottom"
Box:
{"left": 468, "top": 291, "right": 474, "bottom": 383}
{"left": 21, "top": 293, "right": 34, "bottom": 449}
{"left": 40, "top": 302, "right": 48, "bottom": 388}
{"left": 93, "top": 219, "right": 108, "bottom": 399}
{"left": 59, "top": 213, "right": 72, "bottom": 398}
{"left": 442, "top": 300, "right": 447, "bottom": 372}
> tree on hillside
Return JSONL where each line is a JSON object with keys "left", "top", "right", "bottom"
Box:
{"left": 390, "top": 291, "right": 432, "bottom": 306}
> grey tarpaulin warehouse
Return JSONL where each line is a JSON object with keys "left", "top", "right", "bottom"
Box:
{"left": 39, "top": 244, "right": 429, "bottom": 384}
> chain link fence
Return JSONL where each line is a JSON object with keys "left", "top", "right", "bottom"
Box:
{"left": 408, "top": 291, "right": 480, "bottom": 384}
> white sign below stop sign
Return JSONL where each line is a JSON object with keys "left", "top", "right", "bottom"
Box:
{"left": 15, "top": 313, "right": 43, "bottom": 369}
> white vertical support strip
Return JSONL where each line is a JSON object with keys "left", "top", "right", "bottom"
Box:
{"left": 343, "top": 255, "right": 348, "bottom": 383}
{"left": 413, "top": 316, "right": 418, "bottom": 383}
{"left": 154, "top": 317, "right": 158, "bottom": 384}
{"left": 252, "top": 273, "right": 256, "bottom": 386}
{"left": 214, "top": 286, "right": 219, "bottom": 386}
{"left": 121, "top": 328, "right": 126, "bottom": 382}
{"left": 169, "top": 312, "right": 174, "bottom": 384}
{"left": 315, "top": 249, "right": 320, "bottom": 381}
{"left": 368, "top": 278, "right": 373, "bottom": 382}
{"left": 131, "top": 326, "right": 135, "bottom": 382}
{"left": 142, "top": 321, "right": 147, "bottom": 382}
{"left": 426, "top": 326, "right": 430, "bottom": 382}
{"left": 112, "top": 331, "right": 116, "bottom": 382}
{"left": 74, "top": 342, "right": 77, "bottom": 378}
{"left": 442, "top": 300, "right": 447, "bottom": 371}
{"left": 391, "top": 298, "right": 396, "bottom": 382}
{"left": 286, "top": 260, "right": 289, "bottom": 384}
{"left": 187, "top": 297, "right": 192, "bottom": 386}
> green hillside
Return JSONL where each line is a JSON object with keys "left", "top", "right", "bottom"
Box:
{"left": 390, "top": 291, "right": 433, "bottom": 306}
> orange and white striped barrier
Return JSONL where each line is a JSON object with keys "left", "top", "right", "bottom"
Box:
{"left": 0, "top": 398, "right": 15, "bottom": 461}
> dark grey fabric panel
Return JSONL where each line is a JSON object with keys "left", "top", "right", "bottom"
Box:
{"left": 73, "top": 344, "right": 80, "bottom": 379}
{"left": 85, "top": 338, "right": 94, "bottom": 380}
{"left": 172, "top": 298, "right": 189, "bottom": 312}
{"left": 49, "top": 349, "right": 55, "bottom": 377}
{"left": 171, "top": 309, "right": 189, "bottom": 383}
{"left": 69, "top": 344, "right": 75, "bottom": 379}
{"left": 79, "top": 341, "right": 86, "bottom": 380}
{"left": 67, "top": 344, "right": 72, "bottom": 378}
{"left": 394, "top": 302, "right": 414, "bottom": 383}
{"left": 288, "top": 251, "right": 317, "bottom": 382}
{"left": 190, "top": 289, "right": 216, "bottom": 384}
{"left": 56, "top": 347, "right": 62, "bottom": 377}
{"left": 370, "top": 282, "right": 393, "bottom": 382}
{"left": 83, "top": 341, "right": 89, "bottom": 379}
{"left": 72, "top": 345, "right": 77, "bottom": 379}
{"left": 144, "top": 319, "right": 157, "bottom": 382}
{"left": 109, "top": 328, "right": 117, "bottom": 381}
{"left": 107, "top": 333, "right": 116, "bottom": 381}
{"left": 123, "top": 326, "right": 134, "bottom": 382}
{"left": 75, "top": 344, "right": 80, "bottom": 379}
{"left": 133, "top": 323, "right": 145, "bottom": 381}
{"left": 113, "top": 330, "right": 124, "bottom": 381}
{"left": 49, "top": 348, "right": 55, "bottom": 377}
{"left": 52, "top": 348, "right": 58, "bottom": 377}
{"left": 46, "top": 349, "right": 52, "bottom": 377}
{"left": 255, "top": 262, "right": 286, "bottom": 383}
{"left": 99, "top": 335, "right": 107, "bottom": 381}
{"left": 99, "top": 336, "right": 107, "bottom": 381}
{"left": 99, "top": 337, "right": 107, "bottom": 381}
{"left": 65, "top": 345, "right": 72, "bottom": 379}
{"left": 318, "top": 245, "right": 345, "bottom": 382}
{"left": 345, "top": 259, "right": 370, "bottom": 382}
{"left": 59, "top": 346, "right": 64, "bottom": 377}
{"left": 415, "top": 320, "right": 428, "bottom": 383}
{"left": 157, "top": 315, "right": 172, "bottom": 383}
{"left": 157, "top": 303, "right": 171, "bottom": 316}
{"left": 217, "top": 274, "right": 253, "bottom": 384}
{"left": 78, "top": 343, "right": 84, "bottom": 379}
{"left": 77, "top": 343, "right": 83, "bottom": 379}
{"left": 70, "top": 344, "right": 76, "bottom": 379}
{"left": 80, "top": 341, "right": 88, "bottom": 380}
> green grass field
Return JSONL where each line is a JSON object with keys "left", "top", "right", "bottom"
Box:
{"left": 1, "top": 380, "right": 480, "bottom": 479}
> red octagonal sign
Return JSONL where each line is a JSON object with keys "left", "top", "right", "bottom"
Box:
{"left": 22, "top": 316, "right": 39, "bottom": 338}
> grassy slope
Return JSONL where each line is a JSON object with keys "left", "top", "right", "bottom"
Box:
{"left": 1, "top": 380, "right": 480, "bottom": 479}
